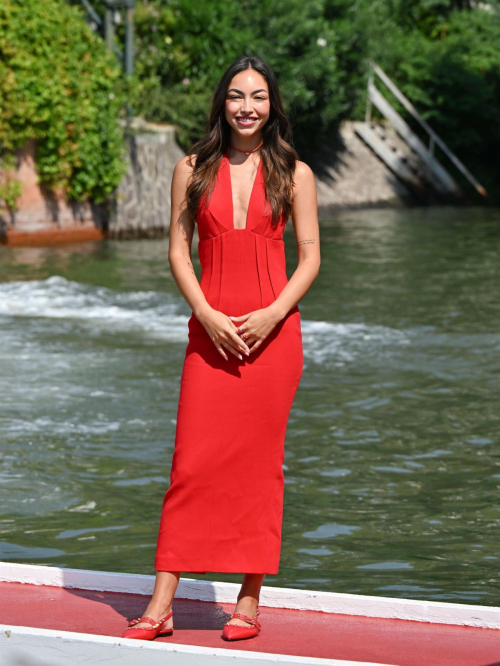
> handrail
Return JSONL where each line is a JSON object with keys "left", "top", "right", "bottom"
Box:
{"left": 77, "top": 1, "right": 126, "bottom": 63}
{"left": 79, "top": 0, "right": 102, "bottom": 27}
{"left": 368, "top": 82, "right": 459, "bottom": 194}
{"left": 369, "top": 60, "right": 487, "bottom": 198}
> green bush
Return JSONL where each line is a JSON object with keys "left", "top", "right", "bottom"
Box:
{"left": 121, "top": 0, "right": 366, "bottom": 154}
{"left": 0, "top": 0, "right": 127, "bottom": 204}
{"left": 7, "top": 0, "right": 498, "bottom": 205}
{"left": 102, "top": 0, "right": 500, "bottom": 198}
{"left": 357, "top": 1, "right": 500, "bottom": 200}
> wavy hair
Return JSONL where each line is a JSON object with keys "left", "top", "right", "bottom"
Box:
{"left": 185, "top": 56, "right": 299, "bottom": 227}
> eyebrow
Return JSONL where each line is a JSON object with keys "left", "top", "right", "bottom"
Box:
{"left": 227, "top": 88, "right": 268, "bottom": 95}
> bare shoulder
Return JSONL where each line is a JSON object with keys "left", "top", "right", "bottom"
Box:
{"left": 174, "top": 153, "right": 197, "bottom": 175}
{"left": 293, "top": 160, "right": 316, "bottom": 195}
{"left": 172, "top": 154, "right": 197, "bottom": 191}
{"left": 293, "top": 160, "right": 315, "bottom": 185}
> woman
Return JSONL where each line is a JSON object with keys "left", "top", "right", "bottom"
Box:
{"left": 122, "top": 55, "right": 320, "bottom": 642}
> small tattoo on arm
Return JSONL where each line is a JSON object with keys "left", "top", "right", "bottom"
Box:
{"left": 187, "top": 260, "right": 196, "bottom": 276}
{"left": 297, "top": 238, "right": 316, "bottom": 246}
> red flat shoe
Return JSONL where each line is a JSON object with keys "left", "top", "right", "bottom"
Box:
{"left": 222, "top": 607, "right": 261, "bottom": 641}
{"left": 121, "top": 610, "right": 174, "bottom": 640}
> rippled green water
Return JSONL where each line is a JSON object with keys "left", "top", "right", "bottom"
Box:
{"left": 1, "top": 206, "right": 499, "bottom": 605}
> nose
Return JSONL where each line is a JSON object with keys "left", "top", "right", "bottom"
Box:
{"left": 241, "top": 96, "right": 253, "bottom": 114}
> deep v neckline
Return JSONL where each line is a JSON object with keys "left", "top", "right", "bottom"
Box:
{"left": 224, "top": 150, "right": 261, "bottom": 231}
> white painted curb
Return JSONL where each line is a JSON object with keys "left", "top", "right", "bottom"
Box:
{"left": 0, "top": 624, "right": 398, "bottom": 666}
{"left": 1, "top": 562, "right": 499, "bottom": 629}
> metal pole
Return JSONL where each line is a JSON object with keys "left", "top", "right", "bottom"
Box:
{"left": 82, "top": 1, "right": 134, "bottom": 121}
{"left": 125, "top": 0, "right": 135, "bottom": 121}
{"left": 125, "top": 2, "right": 134, "bottom": 76}
{"left": 80, "top": 0, "right": 102, "bottom": 28}
{"left": 365, "top": 70, "right": 374, "bottom": 124}
{"left": 104, "top": 6, "right": 114, "bottom": 51}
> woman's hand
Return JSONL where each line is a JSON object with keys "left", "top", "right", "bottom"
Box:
{"left": 229, "top": 306, "right": 282, "bottom": 354}
{"left": 196, "top": 306, "right": 251, "bottom": 361}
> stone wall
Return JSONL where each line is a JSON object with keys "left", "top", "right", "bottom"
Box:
{"left": 0, "top": 139, "right": 107, "bottom": 245}
{"left": 109, "top": 119, "right": 184, "bottom": 239}
{"left": 0, "top": 120, "right": 183, "bottom": 246}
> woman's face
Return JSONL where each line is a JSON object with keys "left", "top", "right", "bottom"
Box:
{"left": 225, "top": 68, "right": 270, "bottom": 139}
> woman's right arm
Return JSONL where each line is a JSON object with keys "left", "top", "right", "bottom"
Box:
{"left": 168, "top": 156, "right": 251, "bottom": 361}
{"left": 168, "top": 156, "right": 209, "bottom": 318}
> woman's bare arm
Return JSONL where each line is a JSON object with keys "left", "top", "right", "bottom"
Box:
{"left": 168, "top": 156, "right": 251, "bottom": 360}
{"left": 268, "top": 161, "right": 321, "bottom": 321}
{"left": 168, "top": 156, "right": 208, "bottom": 316}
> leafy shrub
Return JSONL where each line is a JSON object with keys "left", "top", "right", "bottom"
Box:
{"left": 112, "top": 0, "right": 366, "bottom": 154}
{"left": 100, "top": 0, "right": 500, "bottom": 198}
{"left": 0, "top": 0, "right": 127, "bottom": 204}
{"left": 357, "top": 1, "right": 500, "bottom": 199}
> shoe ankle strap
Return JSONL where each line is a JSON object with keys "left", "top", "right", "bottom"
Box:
{"left": 128, "top": 615, "right": 156, "bottom": 628}
{"left": 230, "top": 611, "right": 259, "bottom": 626}
{"left": 158, "top": 610, "right": 173, "bottom": 623}
{"left": 128, "top": 610, "right": 173, "bottom": 629}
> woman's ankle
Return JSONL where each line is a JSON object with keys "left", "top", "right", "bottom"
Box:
{"left": 235, "top": 596, "right": 258, "bottom": 612}
{"left": 146, "top": 600, "right": 173, "bottom": 617}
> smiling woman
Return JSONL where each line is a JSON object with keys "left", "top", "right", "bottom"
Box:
{"left": 227, "top": 84, "right": 269, "bottom": 134}
{"left": 121, "top": 55, "right": 321, "bottom": 644}
{"left": 223, "top": 76, "right": 270, "bottom": 229}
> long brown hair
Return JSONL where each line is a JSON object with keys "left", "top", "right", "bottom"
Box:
{"left": 185, "top": 56, "right": 299, "bottom": 227}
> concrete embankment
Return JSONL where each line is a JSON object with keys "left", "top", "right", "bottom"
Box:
{"left": 313, "top": 121, "right": 414, "bottom": 210}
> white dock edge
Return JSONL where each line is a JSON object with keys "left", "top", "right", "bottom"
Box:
{"left": 1, "top": 561, "right": 499, "bottom": 630}
{"left": 0, "top": 625, "right": 398, "bottom": 666}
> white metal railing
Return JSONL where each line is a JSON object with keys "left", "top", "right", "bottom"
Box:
{"left": 366, "top": 60, "right": 487, "bottom": 198}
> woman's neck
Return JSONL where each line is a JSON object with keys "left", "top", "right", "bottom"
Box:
{"left": 230, "top": 131, "right": 262, "bottom": 154}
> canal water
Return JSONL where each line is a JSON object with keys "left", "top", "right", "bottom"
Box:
{"left": 1, "top": 206, "right": 499, "bottom": 606}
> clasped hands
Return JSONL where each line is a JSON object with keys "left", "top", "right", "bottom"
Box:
{"left": 198, "top": 305, "right": 281, "bottom": 361}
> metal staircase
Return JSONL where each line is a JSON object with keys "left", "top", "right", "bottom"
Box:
{"left": 355, "top": 61, "right": 487, "bottom": 203}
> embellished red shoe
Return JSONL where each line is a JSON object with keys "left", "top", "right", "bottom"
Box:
{"left": 121, "top": 610, "right": 174, "bottom": 640}
{"left": 222, "top": 607, "right": 261, "bottom": 641}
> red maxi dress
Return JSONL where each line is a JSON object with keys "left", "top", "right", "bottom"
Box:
{"left": 155, "top": 151, "right": 304, "bottom": 574}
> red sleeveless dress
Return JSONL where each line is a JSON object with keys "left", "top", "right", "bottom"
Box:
{"left": 155, "top": 151, "right": 303, "bottom": 574}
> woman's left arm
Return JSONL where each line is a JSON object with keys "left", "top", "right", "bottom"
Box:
{"left": 268, "top": 160, "right": 321, "bottom": 322}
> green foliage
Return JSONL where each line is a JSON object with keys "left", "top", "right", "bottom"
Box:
{"left": 121, "top": 0, "right": 366, "bottom": 154}
{"left": 357, "top": 1, "right": 500, "bottom": 199}
{"left": 0, "top": 153, "right": 22, "bottom": 214}
{"left": 103, "top": 0, "right": 500, "bottom": 198}
{"left": 0, "top": 0, "right": 127, "bottom": 204}
{"left": 4, "top": 0, "right": 499, "bottom": 206}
